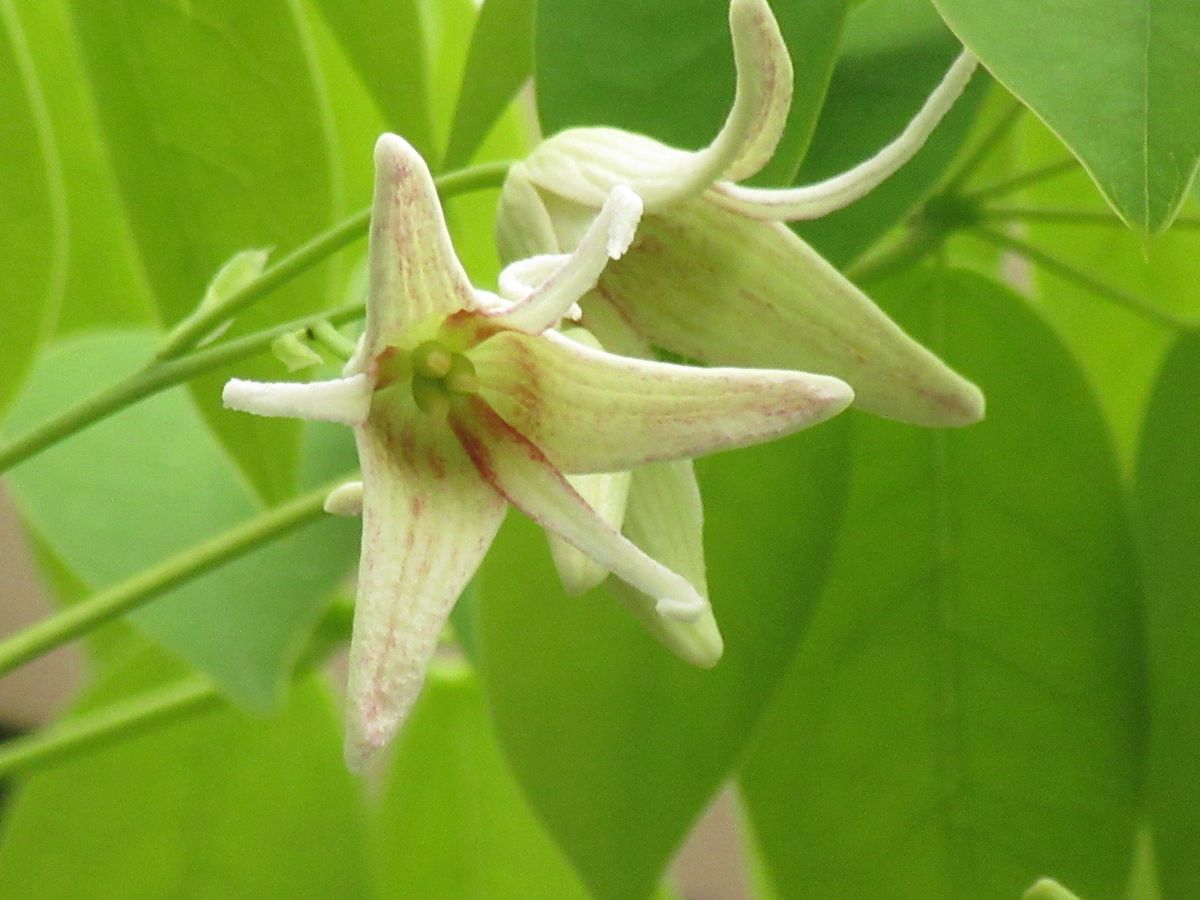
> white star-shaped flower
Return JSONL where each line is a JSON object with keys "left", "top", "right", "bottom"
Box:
{"left": 223, "top": 134, "right": 854, "bottom": 770}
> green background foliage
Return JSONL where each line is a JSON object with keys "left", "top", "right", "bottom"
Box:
{"left": 0, "top": 0, "right": 1197, "bottom": 897}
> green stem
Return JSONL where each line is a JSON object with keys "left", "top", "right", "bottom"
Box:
{"left": 156, "top": 160, "right": 511, "bottom": 360}
{"left": 0, "top": 476, "right": 353, "bottom": 677}
{"left": 943, "top": 97, "right": 1025, "bottom": 193}
{"left": 0, "top": 602, "right": 356, "bottom": 778}
{"left": 0, "top": 302, "right": 364, "bottom": 476}
{"left": 310, "top": 321, "right": 358, "bottom": 361}
{"left": 963, "top": 158, "right": 1078, "bottom": 201}
{"left": 0, "top": 675, "right": 221, "bottom": 778}
{"left": 845, "top": 226, "right": 943, "bottom": 285}
{"left": 973, "top": 227, "right": 1198, "bottom": 331}
{"left": 981, "top": 206, "right": 1200, "bottom": 229}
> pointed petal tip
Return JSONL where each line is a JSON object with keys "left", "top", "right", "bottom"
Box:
{"left": 605, "top": 185, "right": 644, "bottom": 259}
{"left": 655, "top": 594, "right": 708, "bottom": 623}
{"left": 374, "top": 132, "right": 417, "bottom": 169}
{"left": 945, "top": 380, "right": 986, "bottom": 427}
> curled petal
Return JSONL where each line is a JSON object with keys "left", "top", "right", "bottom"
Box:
{"left": 452, "top": 399, "right": 707, "bottom": 622}
{"left": 344, "top": 404, "right": 506, "bottom": 771}
{"left": 608, "top": 461, "right": 724, "bottom": 668}
{"left": 711, "top": 50, "right": 979, "bottom": 221}
{"left": 470, "top": 329, "right": 853, "bottom": 474}
{"left": 221, "top": 374, "right": 372, "bottom": 426}
{"left": 598, "top": 199, "right": 985, "bottom": 427}
{"left": 484, "top": 186, "right": 643, "bottom": 334}
{"left": 547, "top": 470, "right": 633, "bottom": 595}
{"left": 520, "top": 0, "right": 792, "bottom": 212}
{"left": 349, "top": 133, "right": 478, "bottom": 371}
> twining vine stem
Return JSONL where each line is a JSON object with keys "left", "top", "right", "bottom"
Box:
{"left": 0, "top": 476, "right": 354, "bottom": 678}
{"left": 0, "top": 161, "right": 510, "bottom": 477}
{"left": 973, "top": 227, "right": 1197, "bottom": 332}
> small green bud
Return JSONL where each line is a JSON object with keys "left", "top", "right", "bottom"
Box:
{"left": 271, "top": 330, "right": 324, "bottom": 372}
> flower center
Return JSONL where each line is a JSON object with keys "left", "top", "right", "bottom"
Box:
{"left": 409, "top": 340, "right": 479, "bottom": 417}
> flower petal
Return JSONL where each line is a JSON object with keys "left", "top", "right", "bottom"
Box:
{"left": 452, "top": 398, "right": 707, "bottom": 622}
{"left": 519, "top": 0, "right": 792, "bottom": 212}
{"left": 597, "top": 199, "right": 985, "bottom": 427}
{"left": 546, "top": 470, "right": 632, "bottom": 595}
{"left": 469, "top": 328, "right": 853, "bottom": 474}
{"left": 710, "top": 50, "right": 978, "bottom": 220}
{"left": 495, "top": 164, "right": 564, "bottom": 262}
{"left": 221, "top": 374, "right": 372, "bottom": 426}
{"left": 607, "top": 461, "right": 724, "bottom": 668}
{"left": 349, "top": 134, "right": 478, "bottom": 372}
{"left": 344, "top": 402, "right": 506, "bottom": 771}
{"left": 484, "top": 186, "right": 643, "bottom": 334}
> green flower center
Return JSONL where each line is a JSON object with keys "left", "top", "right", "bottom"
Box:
{"left": 409, "top": 340, "right": 479, "bottom": 417}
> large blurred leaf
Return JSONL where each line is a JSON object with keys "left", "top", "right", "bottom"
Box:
{"left": 794, "top": 0, "right": 988, "bottom": 267}
{"left": 67, "top": 0, "right": 337, "bottom": 502}
{"left": 1135, "top": 333, "right": 1200, "bottom": 899}
{"left": 372, "top": 659, "right": 590, "bottom": 898}
{"left": 13, "top": 0, "right": 155, "bottom": 337}
{"left": 0, "top": 1, "right": 65, "bottom": 419}
{"left": 740, "top": 269, "right": 1143, "bottom": 898}
{"left": 993, "top": 118, "right": 1200, "bottom": 469}
{"left": 0, "top": 650, "right": 368, "bottom": 899}
{"left": 442, "top": 0, "right": 534, "bottom": 171}
{"left": 536, "top": 0, "right": 848, "bottom": 183}
{"left": 311, "top": 0, "right": 434, "bottom": 159}
{"left": 477, "top": 422, "right": 851, "bottom": 900}
{"left": 933, "top": 0, "right": 1200, "bottom": 233}
{"left": 2, "top": 332, "right": 358, "bottom": 711}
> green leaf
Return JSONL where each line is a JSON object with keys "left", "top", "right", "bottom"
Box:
{"left": 311, "top": 0, "right": 435, "bottom": 160}
{"left": 477, "top": 422, "right": 851, "bottom": 900}
{"left": 0, "top": 649, "right": 369, "bottom": 899}
{"left": 535, "top": 0, "right": 848, "bottom": 183}
{"left": 0, "top": 0, "right": 66, "bottom": 419}
{"left": 371, "top": 659, "right": 590, "bottom": 898}
{"left": 794, "top": 0, "right": 988, "bottom": 267}
{"left": 12, "top": 0, "right": 154, "bottom": 337}
{"left": 932, "top": 0, "right": 1200, "bottom": 233}
{"left": 2, "top": 332, "right": 359, "bottom": 711}
{"left": 985, "top": 117, "right": 1200, "bottom": 469}
{"left": 739, "top": 269, "right": 1143, "bottom": 898}
{"left": 67, "top": 0, "right": 338, "bottom": 502}
{"left": 1135, "top": 333, "right": 1200, "bottom": 899}
{"left": 442, "top": 0, "right": 534, "bottom": 172}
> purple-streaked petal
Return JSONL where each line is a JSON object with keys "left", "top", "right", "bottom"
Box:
{"left": 349, "top": 134, "right": 479, "bottom": 372}
{"left": 452, "top": 398, "right": 707, "bottom": 622}
{"left": 469, "top": 328, "right": 853, "bottom": 474}
{"left": 597, "top": 199, "right": 985, "bottom": 427}
{"left": 344, "top": 401, "right": 506, "bottom": 771}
